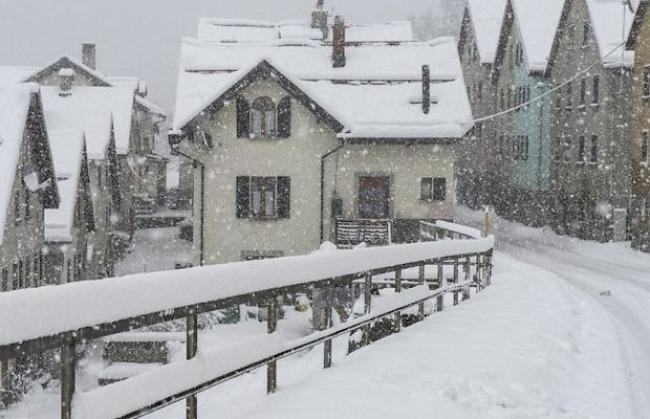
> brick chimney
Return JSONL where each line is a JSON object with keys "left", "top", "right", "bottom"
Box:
{"left": 422, "top": 65, "right": 430, "bottom": 114}
{"left": 311, "top": 0, "right": 329, "bottom": 39}
{"left": 332, "top": 16, "right": 346, "bottom": 68}
{"left": 82, "top": 43, "right": 96, "bottom": 70}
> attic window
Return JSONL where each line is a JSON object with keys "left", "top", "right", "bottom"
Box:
{"left": 250, "top": 96, "right": 276, "bottom": 137}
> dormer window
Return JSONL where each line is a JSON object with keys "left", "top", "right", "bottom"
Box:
{"left": 250, "top": 96, "right": 276, "bottom": 137}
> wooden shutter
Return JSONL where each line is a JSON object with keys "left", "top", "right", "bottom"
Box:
{"left": 433, "top": 178, "right": 446, "bottom": 201}
{"left": 277, "top": 177, "right": 291, "bottom": 218}
{"left": 277, "top": 97, "right": 291, "bottom": 138}
{"left": 236, "top": 176, "right": 250, "bottom": 218}
{"left": 236, "top": 96, "right": 250, "bottom": 138}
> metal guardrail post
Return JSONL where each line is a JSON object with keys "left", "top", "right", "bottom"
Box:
{"left": 323, "top": 287, "right": 333, "bottom": 369}
{"left": 186, "top": 307, "right": 198, "bottom": 419}
{"left": 486, "top": 249, "right": 493, "bottom": 286}
{"left": 363, "top": 272, "right": 373, "bottom": 345}
{"left": 394, "top": 269, "right": 402, "bottom": 333}
{"left": 61, "top": 332, "right": 76, "bottom": 419}
{"left": 452, "top": 257, "right": 459, "bottom": 306}
{"left": 475, "top": 254, "right": 482, "bottom": 291}
{"left": 464, "top": 257, "right": 472, "bottom": 301}
{"left": 267, "top": 298, "right": 278, "bottom": 394}
{"left": 418, "top": 265, "right": 425, "bottom": 320}
{"left": 436, "top": 260, "right": 444, "bottom": 312}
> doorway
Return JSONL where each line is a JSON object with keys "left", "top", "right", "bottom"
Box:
{"left": 358, "top": 176, "right": 390, "bottom": 219}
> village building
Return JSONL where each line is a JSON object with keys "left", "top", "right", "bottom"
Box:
{"left": 546, "top": 0, "right": 639, "bottom": 242}
{"left": 170, "top": 12, "right": 473, "bottom": 265}
{"left": 456, "top": 0, "right": 507, "bottom": 209}
{"left": 490, "top": 0, "right": 564, "bottom": 225}
{"left": 42, "top": 131, "right": 95, "bottom": 284}
{"left": 0, "top": 84, "right": 59, "bottom": 293}
{"left": 627, "top": 0, "right": 650, "bottom": 252}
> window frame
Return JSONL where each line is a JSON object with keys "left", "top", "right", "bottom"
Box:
{"left": 236, "top": 176, "right": 290, "bottom": 220}
{"left": 420, "top": 177, "right": 433, "bottom": 201}
{"left": 592, "top": 76, "right": 600, "bottom": 105}
{"left": 250, "top": 96, "right": 277, "bottom": 139}
{"left": 432, "top": 178, "right": 446, "bottom": 202}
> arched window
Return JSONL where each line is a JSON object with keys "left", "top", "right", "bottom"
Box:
{"left": 250, "top": 96, "right": 276, "bottom": 137}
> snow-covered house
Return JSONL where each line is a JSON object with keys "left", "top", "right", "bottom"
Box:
{"left": 490, "top": 0, "right": 564, "bottom": 225}
{"left": 170, "top": 13, "right": 473, "bottom": 265}
{"left": 546, "top": 0, "right": 639, "bottom": 242}
{"left": 456, "top": 0, "right": 507, "bottom": 209}
{"left": 43, "top": 130, "right": 95, "bottom": 284}
{"left": 39, "top": 84, "right": 133, "bottom": 279}
{"left": 20, "top": 44, "right": 167, "bottom": 241}
{"left": 627, "top": 0, "right": 650, "bottom": 252}
{"left": 0, "top": 85, "right": 59, "bottom": 292}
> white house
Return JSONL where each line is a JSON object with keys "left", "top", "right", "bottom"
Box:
{"left": 171, "top": 13, "right": 473, "bottom": 265}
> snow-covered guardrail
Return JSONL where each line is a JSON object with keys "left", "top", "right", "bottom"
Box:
{"left": 0, "top": 222, "right": 494, "bottom": 419}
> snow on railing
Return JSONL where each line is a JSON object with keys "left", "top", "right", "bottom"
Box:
{"left": 0, "top": 223, "right": 494, "bottom": 419}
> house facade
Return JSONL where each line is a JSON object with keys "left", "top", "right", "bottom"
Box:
{"left": 171, "top": 16, "right": 472, "bottom": 265}
{"left": 43, "top": 131, "right": 95, "bottom": 284}
{"left": 628, "top": 0, "right": 650, "bottom": 252}
{"left": 547, "top": 0, "right": 638, "bottom": 242}
{"left": 457, "top": 0, "right": 507, "bottom": 209}
{"left": 0, "top": 85, "right": 59, "bottom": 293}
{"left": 491, "top": 0, "right": 563, "bottom": 225}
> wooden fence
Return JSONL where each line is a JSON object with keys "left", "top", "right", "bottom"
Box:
{"left": 0, "top": 221, "right": 494, "bottom": 419}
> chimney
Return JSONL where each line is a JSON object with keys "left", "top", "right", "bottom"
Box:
{"left": 332, "top": 15, "right": 346, "bottom": 68}
{"left": 311, "top": 0, "right": 329, "bottom": 39}
{"left": 82, "top": 43, "right": 96, "bottom": 70}
{"left": 58, "top": 68, "right": 75, "bottom": 96}
{"left": 422, "top": 65, "right": 430, "bottom": 114}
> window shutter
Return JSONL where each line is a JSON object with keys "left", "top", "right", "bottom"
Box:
{"left": 277, "top": 177, "right": 291, "bottom": 218}
{"left": 433, "top": 178, "right": 446, "bottom": 201}
{"left": 277, "top": 97, "right": 291, "bottom": 138}
{"left": 236, "top": 96, "right": 250, "bottom": 138}
{"left": 236, "top": 176, "right": 250, "bottom": 218}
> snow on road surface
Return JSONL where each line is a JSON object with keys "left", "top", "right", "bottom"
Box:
{"left": 5, "top": 212, "right": 650, "bottom": 418}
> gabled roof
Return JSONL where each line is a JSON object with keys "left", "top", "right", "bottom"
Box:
{"left": 25, "top": 55, "right": 111, "bottom": 87}
{"left": 464, "top": 0, "right": 508, "bottom": 64}
{"left": 40, "top": 86, "right": 135, "bottom": 159}
{"left": 0, "top": 84, "right": 59, "bottom": 244}
{"left": 174, "top": 21, "right": 473, "bottom": 140}
{"left": 510, "top": 0, "right": 564, "bottom": 73}
{"left": 45, "top": 130, "right": 92, "bottom": 242}
{"left": 627, "top": 0, "right": 649, "bottom": 49}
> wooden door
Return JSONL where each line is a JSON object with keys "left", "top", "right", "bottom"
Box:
{"left": 358, "top": 176, "right": 390, "bottom": 219}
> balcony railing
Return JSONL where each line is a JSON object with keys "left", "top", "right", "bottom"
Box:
{"left": 335, "top": 219, "right": 392, "bottom": 248}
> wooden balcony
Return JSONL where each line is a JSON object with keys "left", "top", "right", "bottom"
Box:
{"left": 335, "top": 219, "right": 392, "bottom": 248}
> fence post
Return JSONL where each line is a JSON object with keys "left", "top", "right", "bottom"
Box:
{"left": 363, "top": 272, "right": 373, "bottom": 345}
{"left": 186, "top": 307, "right": 198, "bottom": 419}
{"left": 267, "top": 297, "right": 278, "bottom": 394}
{"left": 475, "top": 254, "right": 482, "bottom": 291}
{"left": 323, "top": 286, "right": 332, "bottom": 369}
{"left": 418, "top": 265, "right": 425, "bottom": 320}
{"left": 486, "top": 249, "right": 493, "bottom": 286}
{"left": 452, "top": 257, "right": 459, "bottom": 305}
{"left": 436, "top": 260, "right": 444, "bottom": 312}
{"left": 61, "top": 332, "right": 76, "bottom": 419}
{"left": 394, "top": 269, "right": 402, "bottom": 333}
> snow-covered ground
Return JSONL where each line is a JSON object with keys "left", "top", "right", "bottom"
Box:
{"left": 115, "top": 227, "right": 193, "bottom": 276}
{"left": 4, "top": 212, "right": 650, "bottom": 418}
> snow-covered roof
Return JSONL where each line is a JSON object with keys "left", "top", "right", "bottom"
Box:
{"left": 511, "top": 0, "right": 564, "bottom": 72}
{"left": 586, "top": 0, "right": 640, "bottom": 67}
{"left": 40, "top": 86, "right": 134, "bottom": 159}
{"left": 0, "top": 66, "right": 39, "bottom": 89}
{"left": 329, "top": 21, "right": 414, "bottom": 43}
{"left": 44, "top": 130, "right": 85, "bottom": 242}
{"left": 174, "top": 31, "right": 472, "bottom": 138}
{"left": 466, "top": 0, "right": 508, "bottom": 64}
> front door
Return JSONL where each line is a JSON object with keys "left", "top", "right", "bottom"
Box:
{"left": 358, "top": 176, "right": 390, "bottom": 219}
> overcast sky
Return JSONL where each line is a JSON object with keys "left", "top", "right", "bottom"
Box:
{"left": 0, "top": 0, "right": 449, "bottom": 113}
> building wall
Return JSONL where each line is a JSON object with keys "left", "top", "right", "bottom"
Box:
{"left": 185, "top": 76, "right": 459, "bottom": 265}
{"left": 87, "top": 159, "right": 114, "bottom": 278}
{"left": 630, "top": 7, "right": 650, "bottom": 251}
{"left": 457, "top": 8, "right": 499, "bottom": 209}
{"left": 0, "top": 127, "right": 45, "bottom": 291}
{"left": 549, "top": 0, "right": 632, "bottom": 241}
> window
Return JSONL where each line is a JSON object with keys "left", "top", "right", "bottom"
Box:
{"left": 250, "top": 97, "right": 276, "bottom": 138}
{"left": 644, "top": 66, "right": 650, "bottom": 97}
{"left": 564, "top": 136, "right": 572, "bottom": 162}
{"left": 592, "top": 76, "right": 600, "bottom": 104}
{"left": 514, "top": 135, "right": 529, "bottom": 160}
{"left": 11, "top": 262, "right": 18, "bottom": 290}
{"left": 420, "top": 177, "right": 433, "bottom": 200}
{"left": 432, "top": 178, "right": 446, "bottom": 201}
{"left": 590, "top": 135, "right": 598, "bottom": 163}
{"left": 18, "top": 259, "right": 23, "bottom": 289}
{"left": 515, "top": 43, "right": 524, "bottom": 67}
{"left": 578, "top": 135, "right": 586, "bottom": 162}
{"left": 580, "top": 79, "right": 586, "bottom": 106}
{"left": 566, "top": 82, "right": 573, "bottom": 108}
{"left": 642, "top": 131, "right": 649, "bottom": 163}
{"left": 1, "top": 268, "right": 7, "bottom": 292}
{"left": 582, "top": 23, "right": 590, "bottom": 46}
{"left": 236, "top": 176, "right": 290, "bottom": 219}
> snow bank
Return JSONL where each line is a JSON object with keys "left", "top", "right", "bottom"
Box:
{"left": 0, "top": 237, "right": 493, "bottom": 347}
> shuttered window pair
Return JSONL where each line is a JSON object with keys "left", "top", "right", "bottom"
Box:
{"left": 237, "top": 96, "right": 291, "bottom": 139}
{"left": 420, "top": 178, "right": 446, "bottom": 201}
{"left": 236, "top": 176, "right": 290, "bottom": 219}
